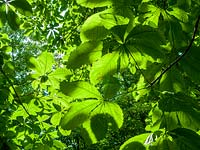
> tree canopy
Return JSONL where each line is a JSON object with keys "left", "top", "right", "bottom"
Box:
{"left": 0, "top": 0, "right": 200, "bottom": 149}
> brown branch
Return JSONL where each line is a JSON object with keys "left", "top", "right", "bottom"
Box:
{"left": 148, "top": 15, "right": 200, "bottom": 88}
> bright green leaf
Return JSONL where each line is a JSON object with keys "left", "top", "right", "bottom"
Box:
{"left": 90, "top": 51, "right": 129, "bottom": 85}
{"left": 51, "top": 112, "right": 62, "bottom": 126}
{"left": 120, "top": 133, "right": 150, "bottom": 150}
{"left": 76, "top": 0, "right": 113, "bottom": 8}
{"left": 60, "top": 81, "right": 102, "bottom": 99}
{"left": 60, "top": 100, "right": 101, "bottom": 130}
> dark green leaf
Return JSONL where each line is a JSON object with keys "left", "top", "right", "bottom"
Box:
{"left": 170, "top": 128, "right": 200, "bottom": 150}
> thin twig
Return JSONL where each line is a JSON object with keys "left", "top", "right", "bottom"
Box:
{"left": 0, "top": 68, "right": 31, "bottom": 116}
{"left": 148, "top": 15, "right": 200, "bottom": 88}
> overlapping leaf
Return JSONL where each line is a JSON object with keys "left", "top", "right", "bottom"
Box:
{"left": 80, "top": 9, "right": 129, "bottom": 42}
{"left": 159, "top": 68, "right": 186, "bottom": 93}
{"left": 60, "top": 100, "right": 123, "bottom": 142}
{"left": 90, "top": 51, "right": 129, "bottom": 85}
{"left": 67, "top": 41, "right": 103, "bottom": 69}
{"left": 60, "top": 100, "right": 101, "bottom": 130}
{"left": 81, "top": 101, "right": 123, "bottom": 143}
{"left": 60, "top": 81, "right": 102, "bottom": 99}
{"left": 139, "top": 3, "right": 161, "bottom": 28}
{"left": 120, "top": 133, "right": 150, "bottom": 150}
{"left": 147, "top": 93, "right": 200, "bottom": 131}
{"left": 126, "top": 25, "right": 164, "bottom": 60}
{"left": 180, "top": 46, "right": 200, "bottom": 84}
{"left": 0, "top": 0, "right": 32, "bottom": 29}
{"left": 170, "top": 128, "right": 200, "bottom": 150}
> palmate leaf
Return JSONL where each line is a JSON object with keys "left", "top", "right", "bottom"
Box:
{"left": 126, "top": 25, "right": 164, "bottom": 62}
{"left": 60, "top": 81, "right": 102, "bottom": 99}
{"left": 60, "top": 100, "right": 97, "bottom": 130}
{"left": 90, "top": 51, "right": 129, "bottom": 85}
{"left": 0, "top": 0, "right": 32, "bottom": 29}
{"left": 81, "top": 101, "right": 123, "bottom": 144}
{"left": 80, "top": 9, "right": 129, "bottom": 42}
{"left": 29, "top": 51, "right": 54, "bottom": 77}
{"left": 67, "top": 41, "right": 103, "bottom": 69}
{"left": 60, "top": 100, "right": 123, "bottom": 136}
{"left": 139, "top": 3, "right": 161, "bottom": 28}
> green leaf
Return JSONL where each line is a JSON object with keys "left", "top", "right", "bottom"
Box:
{"left": 7, "top": 9, "right": 21, "bottom": 30}
{"left": 76, "top": 0, "right": 113, "bottom": 8}
{"left": 10, "top": 0, "right": 32, "bottom": 15}
{"left": 60, "top": 100, "right": 101, "bottom": 130}
{"left": 120, "top": 133, "right": 150, "bottom": 150}
{"left": 60, "top": 81, "right": 102, "bottom": 99}
{"left": 149, "top": 135, "right": 180, "bottom": 150}
{"left": 139, "top": 4, "right": 161, "bottom": 28}
{"left": 167, "top": 7, "right": 188, "bottom": 22}
{"left": 29, "top": 51, "right": 54, "bottom": 77}
{"left": 53, "top": 140, "right": 66, "bottom": 149}
{"left": 82, "top": 101, "right": 123, "bottom": 144}
{"left": 51, "top": 112, "right": 62, "bottom": 126}
{"left": 92, "top": 101, "right": 123, "bottom": 129}
{"left": 80, "top": 9, "right": 129, "bottom": 42}
{"left": 48, "top": 68, "right": 71, "bottom": 80}
{"left": 101, "top": 76, "right": 120, "bottom": 99}
{"left": 0, "top": 9, "right": 6, "bottom": 27}
{"left": 170, "top": 128, "right": 200, "bottom": 150}
{"left": 90, "top": 51, "right": 129, "bottom": 85}
{"left": 159, "top": 68, "right": 186, "bottom": 93}
{"left": 126, "top": 25, "right": 164, "bottom": 60}
{"left": 67, "top": 41, "right": 103, "bottom": 69}
{"left": 180, "top": 46, "right": 200, "bottom": 84}
{"left": 99, "top": 13, "right": 129, "bottom": 29}
{"left": 148, "top": 93, "right": 200, "bottom": 131}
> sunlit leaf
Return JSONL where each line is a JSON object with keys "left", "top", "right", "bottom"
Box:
{"left": 90, "top": 51, "right": 129, "bottom": 85}
{"left": 120, "top": 133, "right": 150, "bottom": 150}
{"left": 60, "top": 81, "right": 102, "bottom": 99}
{"left": 80, "top": 9, "right": 129, "bottom": 42}
{"left": 60, "top": 100, "right": 101, "bottom": 130}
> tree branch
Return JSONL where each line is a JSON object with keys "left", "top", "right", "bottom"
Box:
{"left": 148, "top": 15, "right": 200, "bottom": 88}
{"left": 0, "top": 67, "right": 31, "bottom": 117}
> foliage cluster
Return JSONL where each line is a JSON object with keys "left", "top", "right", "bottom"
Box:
{"left": 0, "top": 0, "right": 200, "bottom": 149}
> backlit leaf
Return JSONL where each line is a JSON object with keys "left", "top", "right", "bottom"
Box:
{"left": 120, "top": 133, "right": 150, "bottom": 150}
{"left": 60, "top": 81, "right": 102, "bottom": 99}
{"left": 60, "top": 100, "right": 101, "bottom": 130}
